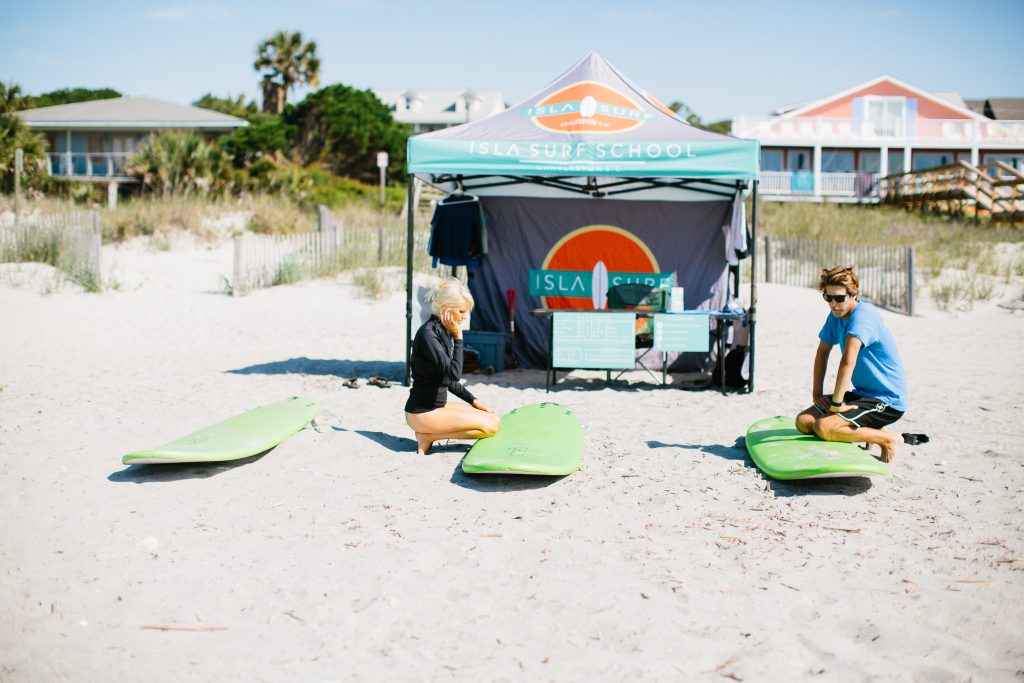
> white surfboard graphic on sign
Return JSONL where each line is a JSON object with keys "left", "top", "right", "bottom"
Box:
{"left": 591, "top": 260, "right": 609, "bottom": 310}
{"left": 580, "top": 95, "right": 598, "bottom": 119}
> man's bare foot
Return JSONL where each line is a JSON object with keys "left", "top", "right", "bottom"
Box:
{"left": 415, "top": 432, "right": 434, "bottom": 455}
{"left": 878, "top": 433, "right": 899, "bottom": 463}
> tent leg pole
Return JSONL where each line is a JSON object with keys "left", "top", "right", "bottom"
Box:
{"left": 405, "top": 175, "right": 415, "bottom": 387}
{"left": 748, "top": 179, "right": 759, "bottom": 394}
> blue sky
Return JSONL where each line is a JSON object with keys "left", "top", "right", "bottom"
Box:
{"left": 3, "top": 0, "right": 1022, "bottom": 121}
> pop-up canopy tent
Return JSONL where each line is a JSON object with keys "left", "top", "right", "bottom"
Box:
{"left": 404, "top": 52, "right": 761, "bottom": 386}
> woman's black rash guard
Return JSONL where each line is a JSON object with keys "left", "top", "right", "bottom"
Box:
{"left": 405, "top": 315, "right": 478, "bottom": 413}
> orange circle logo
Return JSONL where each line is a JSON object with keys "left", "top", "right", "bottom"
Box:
{"left": 524, "top": 81, "right": 653, "bottom": 134}
{"left": 540, "top": 225, "right": 660, "bottom": 309}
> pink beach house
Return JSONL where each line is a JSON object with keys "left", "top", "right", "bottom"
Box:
{"left": 732, "top": 76, "right": 1024, "bottom": 201}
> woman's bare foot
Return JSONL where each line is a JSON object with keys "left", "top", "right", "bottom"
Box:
{"left": 415, "top": 432, "right": 434, "bottom": 455}
{"left": 878, "top": 433, "right": 899, "bottom": 463}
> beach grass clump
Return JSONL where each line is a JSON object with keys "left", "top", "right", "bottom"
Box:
{"left": 351, "top": 267, "right": 386, "bottom": 298}
{"left": 103, "top": 197, "right": 206, "bottom": 241}
{"left": 271, "top": 259, "right": 304, "bottom": 287}
{"left": 0, "top": 224, "right": 103, "bottom": 292}
{"left": 246, "top": 195, "right": 314, "bottom": 234}
{"left": 761, "top": 202, "right": 1024, "bottom": 309}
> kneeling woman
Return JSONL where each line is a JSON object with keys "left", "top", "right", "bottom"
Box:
{"left": 406, "top": 278, "right": 500, "bottom": 454}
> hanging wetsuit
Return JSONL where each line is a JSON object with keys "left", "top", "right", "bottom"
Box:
{"left": 428, "top": 194, "right": 486, "bottom": 268}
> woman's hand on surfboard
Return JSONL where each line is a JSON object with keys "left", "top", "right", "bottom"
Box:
{"left": 472, "top": 400, "right": 495, "bottom": 414}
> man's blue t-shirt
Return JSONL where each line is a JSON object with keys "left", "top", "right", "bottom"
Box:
{"left": 819, "top": 301, "right": 908, "bottom": 411}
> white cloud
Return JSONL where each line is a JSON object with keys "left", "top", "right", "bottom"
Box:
{"left": 148, "top": 3, "right": 229, "bottom": 21}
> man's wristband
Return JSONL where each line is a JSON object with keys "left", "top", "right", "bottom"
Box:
{"left": 829, "top": 397, "right": 843, "bottom": 408}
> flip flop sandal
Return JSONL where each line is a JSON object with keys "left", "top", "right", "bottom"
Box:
{"left": 343, "top": 378, "right": 361, "bottom": 389}
{"left": 368, "top": 376, "right": 391, "bottom": 388}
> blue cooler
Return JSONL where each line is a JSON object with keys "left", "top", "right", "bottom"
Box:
{"left": 463, "top": 330, "right": 506, "bottom": 373}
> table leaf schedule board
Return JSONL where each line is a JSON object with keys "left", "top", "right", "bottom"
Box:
{"left": 544, "top": 310, "right": 725, "bottom": 391}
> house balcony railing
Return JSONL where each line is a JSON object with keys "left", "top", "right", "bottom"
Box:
{"left": 45, "top": 152, "right": 133, "bottom": 179}
{"left": 733, "top": 116, "right": 1024, "bottom": 145}
{"left": 760, "top": 171, "right": 879, "bottom": 197}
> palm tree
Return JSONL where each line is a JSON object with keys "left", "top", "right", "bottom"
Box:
{"left": 254, "top": 31, "right": 320, "bottom": 113}
{"left": 0, "top": 82, "right": 48, "bottom": 189}
{"left": 0, "top": 82, "right": 27, "bottom": 113}
{"left": 126, "top": 132, "right": 228, "bottom": 197}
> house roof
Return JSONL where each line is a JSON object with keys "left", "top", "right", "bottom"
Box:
{"left": 374, "top": 89, "right": 505, "bottom": 125}
{"left": 964, "top": 98, "right": 987, "bottom": 115}
{"left": 983, "top": 98, "right": 1024, "bottom": 120}
{"left": 15, "top": 96, "right": 248, "bottom": 129}
{"left": 930, "top": 90, "right": 967, "bottom": 110}
{"left": 779, "top": 75, "right": 989, "bottom": 122}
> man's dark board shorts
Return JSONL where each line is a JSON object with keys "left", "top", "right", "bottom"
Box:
{"left": 813, "top": 392, "right": 904, "bottom": 430}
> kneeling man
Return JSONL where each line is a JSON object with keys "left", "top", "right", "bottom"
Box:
{"left": 796, "top": 266, "right": 907, "bottom": 462}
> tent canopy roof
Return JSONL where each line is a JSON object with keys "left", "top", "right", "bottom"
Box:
{"left": 408, "top": 52, "right": 759, "bottom": 183}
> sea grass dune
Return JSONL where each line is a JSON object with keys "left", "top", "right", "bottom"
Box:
{"left": 1, "top": 235, "right": 1023, "bottom": 681}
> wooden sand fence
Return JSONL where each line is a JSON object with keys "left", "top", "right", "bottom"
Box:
{"left": 0, "top": 210, "right": 102, "bottom": 282}
{"left": 756, "top": 235, "right": 915, "bottom": 315}
{"left": 231, "top": 206, "right": 431, "bottom": 295}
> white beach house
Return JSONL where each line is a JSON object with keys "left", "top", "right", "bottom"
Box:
{"left": 15, "top": 96, "right": 248, "bottom": 201}
{"left": 373, "top": 89, "right": 505, "bottom": 133}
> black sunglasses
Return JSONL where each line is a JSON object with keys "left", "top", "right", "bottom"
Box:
{"left": 822, "top": 293, "right": 848, "bottom": 303}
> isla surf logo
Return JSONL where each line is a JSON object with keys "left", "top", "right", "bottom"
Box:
{"left": 523, "top": 81, "right": 653, "bottom": 134}
{"left": 530, "top": 225, "right": 672, "bottom": 310}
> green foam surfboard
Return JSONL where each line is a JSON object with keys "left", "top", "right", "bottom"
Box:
{"left": 462, "top": 402, "right": 582, "bottom": 476}
{"left": 745, "top": 415, "right": 889, "bottom": 480}
{"left": 122, "top": 396, "right": 320, "bottom": 465}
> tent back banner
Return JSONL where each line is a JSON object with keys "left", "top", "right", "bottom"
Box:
{"left": 408, "top": 52, "right": 759, "bottom": 179}
{"left": 469, "top": 196, "right": 732, "bottom": 370}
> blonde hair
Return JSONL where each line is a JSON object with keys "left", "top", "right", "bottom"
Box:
{"left": 818, "top": 265, "right": 860, "bottom": 297}
{"left": 427, "top": 277, "right": 474, "bottom": 315}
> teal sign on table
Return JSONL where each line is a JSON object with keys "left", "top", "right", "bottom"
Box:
{"left": 653, "top": 314, "right": 710, "bottom": 352}
{"left": 552, "top": 312, "right": 636, "bottom": 369}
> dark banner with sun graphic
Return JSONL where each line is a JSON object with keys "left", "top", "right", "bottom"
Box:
{"left": 468, "top": 196, "right": 733, "bottom": 370}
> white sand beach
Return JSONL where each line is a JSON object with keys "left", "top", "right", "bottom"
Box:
{"left": 1, "top": 236, "right": 1023, "bottom": 681}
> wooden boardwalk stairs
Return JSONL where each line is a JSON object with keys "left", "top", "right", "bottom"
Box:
{"left": 878, "top": 161, "right": 1024, "bottom": 222}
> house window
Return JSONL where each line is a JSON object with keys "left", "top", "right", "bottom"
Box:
{"left": 110, "top": 135, "right": 136, "bottom": 155}
{"left": 864, "top": 97, "right": 905, "bottom": 122}
{"left": 983, "top": 153, "right": 1024, "bottom": 175}
{"left": 912, "top": 152, "right": 954, "bottom": 171}
{"left": 888, "top": 150, "right": 905, "bottom": 174}
{"left": 822, "top": 150, "right": 855, "bottom": 173}
{"left": 858, "top": 151, "right": 881, "bottom": 173}
{"left": 761, "top": 149, "right": 783, "bottom": 171}
{"left": 785, "top": 150, "right": 810, "bottom": 171}
{"left": 86, "top": 135, "right": 105, "bottom": 175}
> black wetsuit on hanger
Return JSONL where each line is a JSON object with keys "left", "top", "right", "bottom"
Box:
{"left": 429, "top": 194, "right": 485, "bottom": 266}
{"left": 405, "top": 315, "right": 478, "bottom": 413}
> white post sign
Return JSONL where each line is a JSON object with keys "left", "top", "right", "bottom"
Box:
{"left": 376, "top": 151, "right": 389, "bottom": 205}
